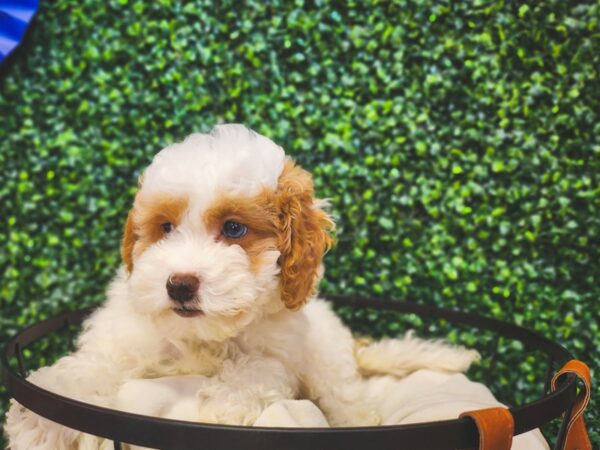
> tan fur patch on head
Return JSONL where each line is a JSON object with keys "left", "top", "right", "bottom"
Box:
{"left": 203, "top": 195, "right": 280, "bottom": 274}
{"left": 121, "top": 193, "right": 189, "bottom": 272}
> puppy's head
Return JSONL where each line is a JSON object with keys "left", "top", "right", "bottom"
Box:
{"left": 121, "top": 125, "right": 334, "bottom": 341}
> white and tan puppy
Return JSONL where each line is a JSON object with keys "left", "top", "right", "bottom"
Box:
{"left": 5, "top": 125, "right": 547, "bottom": 450}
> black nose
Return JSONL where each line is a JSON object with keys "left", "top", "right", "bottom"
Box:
{"left": 166, "top": 273, "right": 200, "bottom": 303}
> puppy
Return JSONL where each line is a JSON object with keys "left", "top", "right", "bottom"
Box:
{"left": 5, "top": 125, "right": 547, "bottom": 450}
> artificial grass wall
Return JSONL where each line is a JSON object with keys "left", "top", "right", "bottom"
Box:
{"left": 1, "top": 0, "right": 598, "bottom": 445}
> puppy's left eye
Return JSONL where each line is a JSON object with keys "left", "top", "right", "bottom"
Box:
{"left": 161, "top": 222, "right": 173, "bottom": 234}
{"left": 222, "top": 221, "right": 248, "bottom": 239}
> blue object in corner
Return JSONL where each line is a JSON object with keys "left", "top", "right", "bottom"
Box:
{"left": 0, "top": 0, "right": 39, "bottom": 63}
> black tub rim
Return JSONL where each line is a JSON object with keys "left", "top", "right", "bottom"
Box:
{"left": 1, "top": 295, "right": 579, "bottom": 450}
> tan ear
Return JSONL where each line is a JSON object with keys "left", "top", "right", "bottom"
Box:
{"left": 121, "top": 176, "right": 145, "bottom": 272}
{"left": 276, "top": 159, "right": 335, "bottom": 310}
{"left": 121, "top": 209, "right": 137, "bottom": 273}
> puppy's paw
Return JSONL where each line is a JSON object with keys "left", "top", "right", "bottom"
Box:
{"left": 194, "top": 382, "right": 296, "bottom": 426}
{"left": 5, "top": 400, "right": 79, "bottom": 450}
{"left": 253, "top": 400, "right": 329, "bottom": 427}
{"left": 116, "top": 375, "right": 210, "bottom": 421}
{"left": 328, "top": 403, "right": 381, "bottom": 427}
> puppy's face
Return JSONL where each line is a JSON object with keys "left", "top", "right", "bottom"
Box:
{"left": 121, "top": 125, "right": 333, "bottom": 341}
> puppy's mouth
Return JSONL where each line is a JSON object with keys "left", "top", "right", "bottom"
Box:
{"left": 171, "top": 307, "right": 204, "bottom": 318}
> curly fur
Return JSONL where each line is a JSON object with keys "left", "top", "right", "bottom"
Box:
{"left": 275, "top": 160, "right": 335, "bottom": 310}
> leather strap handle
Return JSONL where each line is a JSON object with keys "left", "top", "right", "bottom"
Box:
{"left": 551, "top": 359, "right": 593, "bottom": 450}
{"left": 459, "top": 407, "right": 514, "bottom": 450}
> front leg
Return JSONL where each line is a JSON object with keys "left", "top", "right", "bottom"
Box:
{"left": 117, "top": 357, "right": 298, "bottom": 426}
{"left": 197, "top": 356, "right": 299, "bottom": 425}
{"left": 5, "top": 352, "right": 125, "bottom": 450}
{"left": 5, "top": 400, "right": 81, "bottom": 450}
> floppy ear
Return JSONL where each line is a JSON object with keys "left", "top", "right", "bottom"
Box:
{"left": 122, "top": 177, "right": 144, "bottom": 273}
{"left": 121, "top": 209, "right": 137, "bottom": 273}
{"left": 276, "top": 159, "right": 335, "bottom": 310}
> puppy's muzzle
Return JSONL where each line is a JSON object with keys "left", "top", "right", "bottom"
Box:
{"left": 166, "top": 273, "right": 200, "bottom": 303}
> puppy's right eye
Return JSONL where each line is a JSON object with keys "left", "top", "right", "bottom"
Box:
{"left": 222, "top": 220, "right": 248, "bottom": 239}
{"left": 161, "top": 222, "right": 173, "bottom": 234}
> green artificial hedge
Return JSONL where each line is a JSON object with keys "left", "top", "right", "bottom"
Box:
{"left": 1, "top": 0, "right": 598, "bottom": 446}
